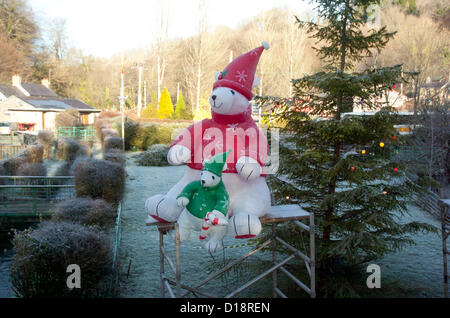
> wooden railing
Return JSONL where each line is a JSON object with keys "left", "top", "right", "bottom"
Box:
{"left": 0, "top": 144, "right": 26, "bottom": 161}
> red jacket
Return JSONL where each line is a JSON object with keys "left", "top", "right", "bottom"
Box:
{"left": 170, "top": 107, "right": 268, "bottom": 175}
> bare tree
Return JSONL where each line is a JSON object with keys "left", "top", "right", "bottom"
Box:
{"left": 47, "top": 18, "right": 67, "bottom": 61}
{"left": 155, "top": 0, "right": 170, "bottom": 107}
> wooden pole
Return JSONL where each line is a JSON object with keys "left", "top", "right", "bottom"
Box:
{"left": 440, "top": 200, "right": 449, "bottom": 298}
{"left": 159, "top": 228, "right": 165, "bottom": 297}
{"left": 310, "top": 212, "right": 316, "bottom": 298}
{"left": 272, "top": 223, "right": 278, "bottom": 297}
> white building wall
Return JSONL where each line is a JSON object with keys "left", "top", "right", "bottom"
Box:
{"left": 9, "top": 111, "right": 43, "bottom": 131}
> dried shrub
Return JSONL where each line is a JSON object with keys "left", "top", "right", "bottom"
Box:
{"left": 53, "top": 162, "right": 71, "bottom": 176}
{"left": 136, "top": 144, "right": 169, "bottom": 166}
{"left": 103, "top": 149, "right": 126, "bottom": 166}
{"left": 100, "top": 128, "right": 118, "bottom": 143}
{"left": 37, "top": 130, "right": 54, "bottom": 159}
{"left": 103, "top": 136, "right": 123, "bottom": 152}
{"left": 17, "top": 163, "right": 47, "bottom": 177}
{"left": 55, "top": 137, "right": 80, "bottom": 162}
{"left": 10, "top": 221, "right": 112, "bottom": 298}
{"left": 25, "top": 144, "right": 44, "bottom": 163}
{"left": 52, "top": 197, "right": 115, "bottom": 228}
{"left": 73, "top": 159, "right": 125, "bottom": 204}
{"left": 55, "top": 109, "right": 81, "bottom": 128}
{"left": 76, "top": 145, "right": 90, "bottom": 158}
{"left": 2, "top": 155, "right": 27, "bottom": 175}
{"left": 94, "top": 119, "right": 107, "bottom": 138}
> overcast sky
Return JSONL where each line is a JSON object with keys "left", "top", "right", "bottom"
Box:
{"left": 29, "top": 0, "right": 314, "bottom": 58}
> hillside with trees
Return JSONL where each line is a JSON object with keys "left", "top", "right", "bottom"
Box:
{"left": 0, "top": 0, "right": 448, "bottom": 116}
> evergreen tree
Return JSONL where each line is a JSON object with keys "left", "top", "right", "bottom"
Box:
{"left": 142, "top": 92, "right": 158, "bottom": 118}
{"left": 173, "top": 90, "right": 190, "bottom": 119}
{"left": 157, "top": 87, "right": 174, "bottom": 119}
{"left": 256, "top": 0, "right": 434, "bottom": 272}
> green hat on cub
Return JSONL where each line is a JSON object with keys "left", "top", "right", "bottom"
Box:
{"left": 203, "top": 149, "right": 232, "bottom": 177}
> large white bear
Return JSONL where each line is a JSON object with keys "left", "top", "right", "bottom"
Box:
{"left": 146, "top": 42, "right": 271, "bottom": 250}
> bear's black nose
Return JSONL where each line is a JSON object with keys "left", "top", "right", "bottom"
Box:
{"left": 201, "top": 180, "right": 205, "bottom": 185}
{"left": 211, "top": 95, "right": 217, "bottom": 101}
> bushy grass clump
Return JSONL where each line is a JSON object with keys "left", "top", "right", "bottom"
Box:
{"left": 10, "top": 221, "right": 112, "bottom": 298}
{"left": 103, "top": 149, "right": 126, "bottom": 166}
{"left": 25, "top": 144, "right": 44, "bottom": 163}
{"left": 73, "top": 158, "right": 125, "bottom": 204}
{"left": 55, "top": 137, "right": 80, "bottom": 162}
{"left": 100, "top": 128, "right": 119, "bottom": 143}
{"left": 103, "top": 136, "right": 123, "bottom": 152}
{"left": 37, "top": 130, "right": 54, "bottom": 159}
{"left": 2, "top": 155, "right": 27, "bottom": 175}
{"left": 52, "top": 197, "right": 116, "bottom": 228}
{"left": 17, "top": 162, "right": 47, "bottom": 177}
{"left": 136, "top": 144, "right": 170, "bottom": 166}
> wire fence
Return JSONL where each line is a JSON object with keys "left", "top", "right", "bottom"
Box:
{"left": 0, "top": 176, "right": 75, "bottom": 216}
{"left": 56, "top": 126, "right": 97, "bottom": 141}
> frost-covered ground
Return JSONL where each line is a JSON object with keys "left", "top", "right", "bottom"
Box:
{"left": 0, "top": 150, "right": 446, "bottom": 298}
{"left": 118, "top": 154, "right": 446, "bottom": 298}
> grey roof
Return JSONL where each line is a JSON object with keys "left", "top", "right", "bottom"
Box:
{"left": 421, "top": 80, "right": 448, "bottom": 89}
{"left": 21, "top": 83, "right": 58, "bottom": 97}
{"left": 0, "top": 84, "right": 25, "bottom": 98}
{"left": 23, "top": 97, "right": 98, "bottom": 111}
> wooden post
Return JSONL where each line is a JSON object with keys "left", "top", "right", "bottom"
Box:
{"left": 440, "top": 200, "right": 449, "bottom": 298}
{"left": 272, "top": 223, "right": 277, "bottom": 297}
{"left": 159, "top": 228, "right": 165, "bottom": 297}
{"left": 310, "top": 212, "right": 316, "bottom": 298}
{"left": 175, "top": 223, "right": 181, "bottom": 298}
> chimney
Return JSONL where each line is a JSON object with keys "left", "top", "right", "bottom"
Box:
{"left": 11, "top": 74, "right": 30, "bottom": 96}
{"left": 41, "top": 78, "right": 50, "bottom": 88}
{"left": 12, "top": 74, "right": 21, "bottom": 87}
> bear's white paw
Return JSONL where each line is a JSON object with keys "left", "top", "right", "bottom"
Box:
{"left": 177, "top": 196, "right": 189, "bottom": 207}
{"left": 228, "top": 213, "right": 262, "bottom": 239}
{"left": 167, "top": 145, "right": 191, "bottom": 165}
{"left": 145, "top": 194, "right": 182, "bottom": 223}
{"left": 206, "top": 210, "right": 228, "bottom": 226}
{"left": 204, "top": 239, "right": 224, "bottom": 253}
{"left": 236, "top": 156, "right": 261, "bottom": 181}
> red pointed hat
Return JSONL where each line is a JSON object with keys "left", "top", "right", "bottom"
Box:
{"left": 213, "top": 41, "right": 269, "bottom": 100}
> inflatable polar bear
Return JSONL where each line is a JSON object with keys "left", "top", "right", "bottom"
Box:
{"left": 146, "top": 42, "right": 271, "bottom": 252}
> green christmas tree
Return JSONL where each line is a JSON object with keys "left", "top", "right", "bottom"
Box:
{"left": 157, "top": 87, "right": 174, "bottom": 119}
{"left": 141, "top": 92, "right": 158, "bottom": 119}
{"left": 256, "top": 0, "right": 434, "bottom": 274}
{"left": 173, "top": 90, "right": 190, "bottom": 119}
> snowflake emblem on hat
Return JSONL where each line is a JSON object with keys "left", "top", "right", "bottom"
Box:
{"left": 235, "top": 70, "right": 248, "bottom": 83}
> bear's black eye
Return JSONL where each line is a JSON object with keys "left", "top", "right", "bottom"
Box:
{"left": 212, "top": 176, "right": 215, "bottom": 180}
{"left": 230, "top": 90, "right": 235, "bottom": 95}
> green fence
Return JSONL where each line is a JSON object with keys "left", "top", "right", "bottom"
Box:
{"left": 0, "top": 176, "right": 75, "bottom": 217}
{"left": 56, "top": 126, "right": 97, "bottom": 141}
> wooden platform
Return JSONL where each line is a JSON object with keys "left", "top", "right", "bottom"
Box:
{"left": 146, "top": 204, "right": 309, "bottom": 227}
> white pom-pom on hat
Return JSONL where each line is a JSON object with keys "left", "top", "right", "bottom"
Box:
{"left": 261, "top": 41, "right": 270, "bottom": 50}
